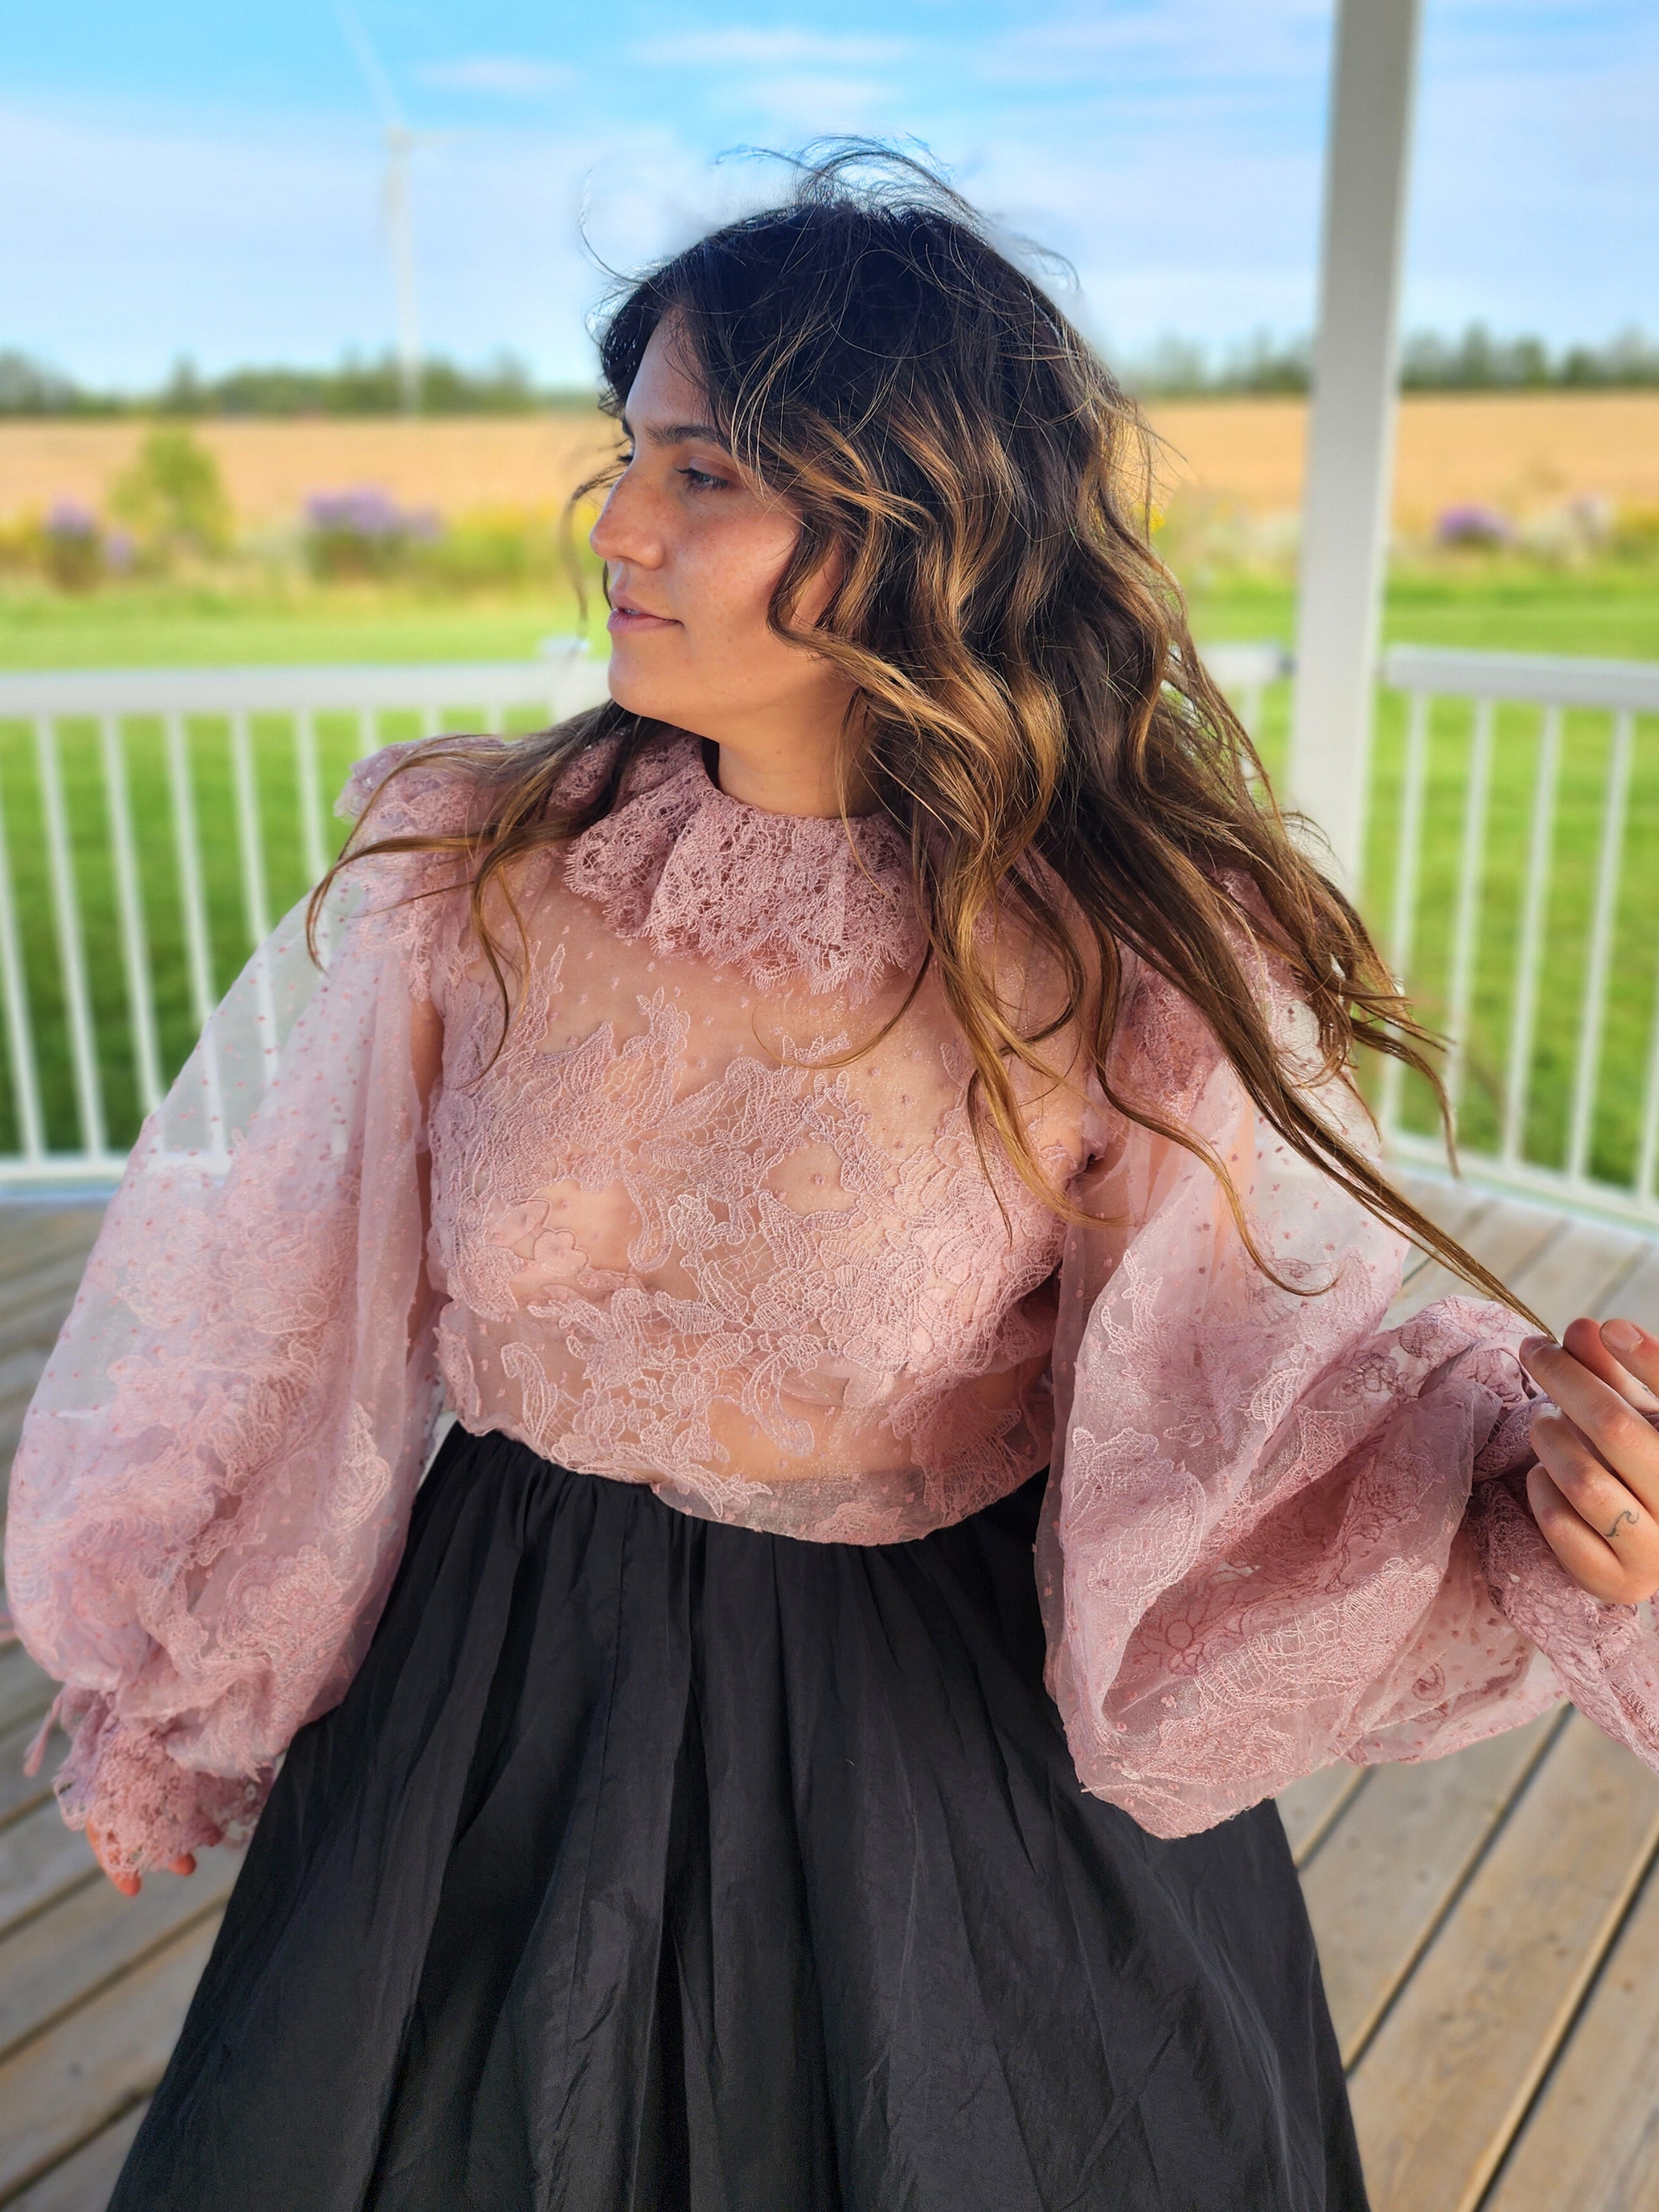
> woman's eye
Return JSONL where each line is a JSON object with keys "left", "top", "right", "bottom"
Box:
{"left": 679, "top": 465, "right": 728, "bottom": 492}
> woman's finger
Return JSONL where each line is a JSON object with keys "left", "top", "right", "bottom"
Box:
{"left": 1525, "top": 1460, "right": 1659, "bottom": 1604}
{"left": 1593, "top": 1317, "right": 1659, "bottom": 1409}
{"left": 1558, "top": 1316, "right": 1659, "bottom": 1411}
{"left": 1520, "top": 1337, "right": 1659, "bottom": 1519}
{"left": 1525, "top": 1464, "right": 1625, "bottom": 1601}
{"left": 1529, "top": 1408, "right": 1659, "bottom": 1602}
{"left": 86, "top": 1822, "right": 142, "bottom": 1898}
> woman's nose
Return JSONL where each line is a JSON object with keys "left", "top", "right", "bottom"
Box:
{"left": 589, "top": 471, "right": 663, "bottom": 567}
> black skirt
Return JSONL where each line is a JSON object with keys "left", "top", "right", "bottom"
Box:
{"left": 111, "top": 1426, "right": 1367, "bottom": 2212}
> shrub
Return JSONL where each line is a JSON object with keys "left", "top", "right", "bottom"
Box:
{"left": 304, "top": 488, "right": 440, "bottom": 580}
{"left": 411, "top": 508, "right": 565, "bottom": 592}
{"left": 1435, "top": 503, "right": 1515, "bottom": 549}
{"left": 40, "top": 502, "right": 107, "bottom": 591}
{"left": 110, "top": 424, "right": 232, "bottom": 561}
{"left": 1610, "top": 505, "right": 1659, "bottom": 564}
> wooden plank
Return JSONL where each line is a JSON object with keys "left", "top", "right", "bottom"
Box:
{"left": 3, "top": 2104, "right": 145, "bottom": 2212}
{"left": 1595, "top": 1239, "right": 1659, "bottom": 1325}
{"left": 0, "top": 1215, "right": 102, "bottom": 1294}
{"left": 0, "top": 1920, "right": 217, "bottom": 2200}
{"left": 1484, "top": 1850, "right": 1659, "bottom": 2212}
{"left": 0, "top": 1803, "right": 97, "bottom": 1945}
{"left": 1347, "top": 1714, "right": 1659, "bottom": 2212}
{"left": 1389, "top": 1199, "right": 1566, "bottom": 1326}
{"left": 1505, "top": 1219, "right": 1649, "bottom": 1340}
{"left": 0, "top": 1713, "right": 62, "bottom": 1834}
{"left": 1277, "top": 1765, "right": 1370, "bottom": 1867}
{"left": 0, "top": 1851, "right": 236, "bottom": 2067}
{"left": 0, "top": 1652, "right": 54, "bottom": 1739}
{"left": 0, "top": 1352, "right": 51, "bottom": 1406}
{"left": 0, "top": 1257, "right": 92, "bottom": 1348}
{"left": 1392, "top": 1182, "right": 1493, "bottom": 1293}
{"left": 1300, "top": 1712, "right": 1561, "bottom": 2065}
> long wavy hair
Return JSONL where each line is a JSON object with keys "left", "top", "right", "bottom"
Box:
{"left": 312, "top": 147, "right": 1524, "bottom": 1315}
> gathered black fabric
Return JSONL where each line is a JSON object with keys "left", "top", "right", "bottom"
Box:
{"left": 111, "top": 1426, "right": 1368, "bottom": 2211}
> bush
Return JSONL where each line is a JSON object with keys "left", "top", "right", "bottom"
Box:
{"left": 304, "top": 488, "right": 440, "bottom": 580}
{"left": 411, "top": 508, "right": 568, "bottom": 592}
{"left": 109, "top": 425, "right": 232, "bottom": 564}
{"left": 34, "top": 502, "right": 138, "bottom": 591}
{"left": 1435, "top": 503, "right": 1516, "bottom": 550}
{"left": 1610, "top": 506, "right": 1659, "bottom": 564}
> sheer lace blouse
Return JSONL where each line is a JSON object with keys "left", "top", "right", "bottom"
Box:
{"left": 8, "top": 731, "right": 1659, "bottom": 1874}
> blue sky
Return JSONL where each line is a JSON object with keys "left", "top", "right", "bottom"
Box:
{"left": 4, "top": 0, "right": 1654, "bottom": 389}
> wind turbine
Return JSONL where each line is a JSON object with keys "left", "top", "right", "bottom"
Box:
{"left": 337, "top": 7, "right": 452, "bottom": 413}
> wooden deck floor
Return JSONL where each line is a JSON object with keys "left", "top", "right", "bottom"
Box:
{"left": 1, "top": 1178, "right": 1658, "bottom": 2206}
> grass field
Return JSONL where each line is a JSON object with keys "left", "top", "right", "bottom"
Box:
{"left": 1, "top": 561, "right": 1656, "bottom": 1186}
{"left": 0, "top": 578, "right": 597, "bottom": 672}
{"left": 1193, "top": 573, "right": 1659, "bottom": 1191}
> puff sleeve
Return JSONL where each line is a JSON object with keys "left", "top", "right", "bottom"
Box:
{"left": 1041, "top": 954, "right": 1659, "bottom": 1838}
{"left": 2, "top": 737, "right": 500, "bottom": 1874}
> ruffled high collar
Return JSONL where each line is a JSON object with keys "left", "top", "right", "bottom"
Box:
{"left": 562, "top": 734, "right": 924, "bottom": 999}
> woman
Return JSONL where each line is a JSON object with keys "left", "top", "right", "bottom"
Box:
{"left": 10, "top": 154, "right": 1659, "bottom": 2212}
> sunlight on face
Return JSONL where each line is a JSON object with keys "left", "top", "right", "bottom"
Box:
{"left": 589, "top": 320, "right": 855, "bottom": 790}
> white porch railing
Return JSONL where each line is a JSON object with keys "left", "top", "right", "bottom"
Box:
{"left": 1373, "top": 648, "right": 1659, "bottom": 1228}
{"left": 0, "top": 651, "right": 609, "bottom": 1184}
{"left": 0, "top": 643, "right": 1656, "bottom": 1228}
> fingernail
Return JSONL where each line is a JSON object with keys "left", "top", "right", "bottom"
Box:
{"left": 1519, "top": 1335, "right": 1553, "bottom": 1361}
{"left": 1604, "top": 1319, "right": 1642, "bottom": 1354}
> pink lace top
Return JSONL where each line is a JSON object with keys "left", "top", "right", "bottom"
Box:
{"left": 8, "top": 730, "right": 1659, "bottom": 1873}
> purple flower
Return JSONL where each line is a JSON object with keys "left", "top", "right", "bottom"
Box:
{"left": 306, "top": 487, "right": 409, "bottom": 540}
{"left": 1436, "top": 503, "right": 1514, "bottom": 548}
{"left": 303, "top": 487, "right": 445, "bottom": 579}
{"left": 45, "top": 499, "right": 100, "bottom": 540}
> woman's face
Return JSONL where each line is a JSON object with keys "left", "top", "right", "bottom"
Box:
{"left": 589, "top": 320, "right": 855, "bottom": 779}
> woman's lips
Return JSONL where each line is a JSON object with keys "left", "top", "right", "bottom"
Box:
{"left": 607, "top": 605, "right": 678, "bottom": 634}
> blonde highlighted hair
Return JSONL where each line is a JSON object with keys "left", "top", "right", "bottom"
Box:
{"left": 314, "top": 146, "right": 1525, "bottom": 1318}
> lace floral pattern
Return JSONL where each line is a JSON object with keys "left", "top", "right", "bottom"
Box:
{"left": 562, "top": 736, "right": 927, "bottom": 999}
{"left": 8, "top": 727, "right": 1659, "bottom": 1869}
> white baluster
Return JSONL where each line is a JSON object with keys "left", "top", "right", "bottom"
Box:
{"left": 1500, "top": 707, "right": 1561, "bottom": 1170}
{"left": 1567, "top": 710, "right": 1635, "bottom": 1186}
{"left": 100, "top": 714, "right": 164, "bottom": 1118}
{"left": 34, "top": 716, "right": 106, "bottom": 1160}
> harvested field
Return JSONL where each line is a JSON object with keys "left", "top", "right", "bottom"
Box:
{"left": 3, "top": 393, "right": 1658, "bottom": 529}
{"left": 0, "top": 415, "right": 616, "bottom": 529}
{"left": 1149, "top": 391, "right": 1659, "bottom": 525}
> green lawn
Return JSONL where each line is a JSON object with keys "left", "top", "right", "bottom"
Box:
{"left": 0, "top": 578, "right": 597, "bottom": 671}
{"left": 1189, "top": 570, "right": 1659, "bottom": 1191}
{"left": 7, "top": 564, "right": 1658, "bottom": 674}
{"left": 1189, "top": 566, "right": 1659, "bottom": 664}
{"left": 0, "top": 562, "right": 1656, "bottom": 1180}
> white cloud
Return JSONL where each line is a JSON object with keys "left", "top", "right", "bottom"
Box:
{"left": 734, "top": 75, "right": 900, "bottom": 131}
{"left": 4, "top": 0, "right": 1652, "bottom": 394}
{"left": 630, "top": 28, "right": 911, "bottom": 69}
{"left": 416, "top": 56, "right": 575, "bottom": 97}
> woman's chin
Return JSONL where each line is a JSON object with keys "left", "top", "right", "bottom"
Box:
{"left": 606, "top": 659, "right": 700, "bottom": 731}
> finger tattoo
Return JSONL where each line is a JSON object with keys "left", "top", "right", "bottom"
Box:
{"left": 1605, "top": 1507, "right": 1641, "bottom": 1541}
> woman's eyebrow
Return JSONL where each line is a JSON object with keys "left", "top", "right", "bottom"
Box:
{"left": 620, "top": 412, "right": 731, "bottom": 450}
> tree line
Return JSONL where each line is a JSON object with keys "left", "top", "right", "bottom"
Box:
{"left": 1126, "top": 324, "right": 1659, "bottom": 397}
{"left": 0, "top": 349, "right": 594, "bottom": 418}
{"left": 2, "top": 326, "right": 1657, "bottom": 416}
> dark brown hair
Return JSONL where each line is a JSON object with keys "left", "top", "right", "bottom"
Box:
{"left": 314, "top": 146, "right": 1525, "bottom": 1316}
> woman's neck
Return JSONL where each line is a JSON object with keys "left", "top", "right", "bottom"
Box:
{"left": 709, "top": 722, "right": 878, "bottom": 820}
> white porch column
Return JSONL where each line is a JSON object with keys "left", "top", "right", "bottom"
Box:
{"left": 1289, "top": 0, "right": 1424, "bottom": 890}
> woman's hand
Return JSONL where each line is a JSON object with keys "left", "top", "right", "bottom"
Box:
{"left": 1520, "top": 1318, "right": 1659, "bottom": 1604}
{"left": 86, "top": 1822, "right": 196, "bottom": 1898}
